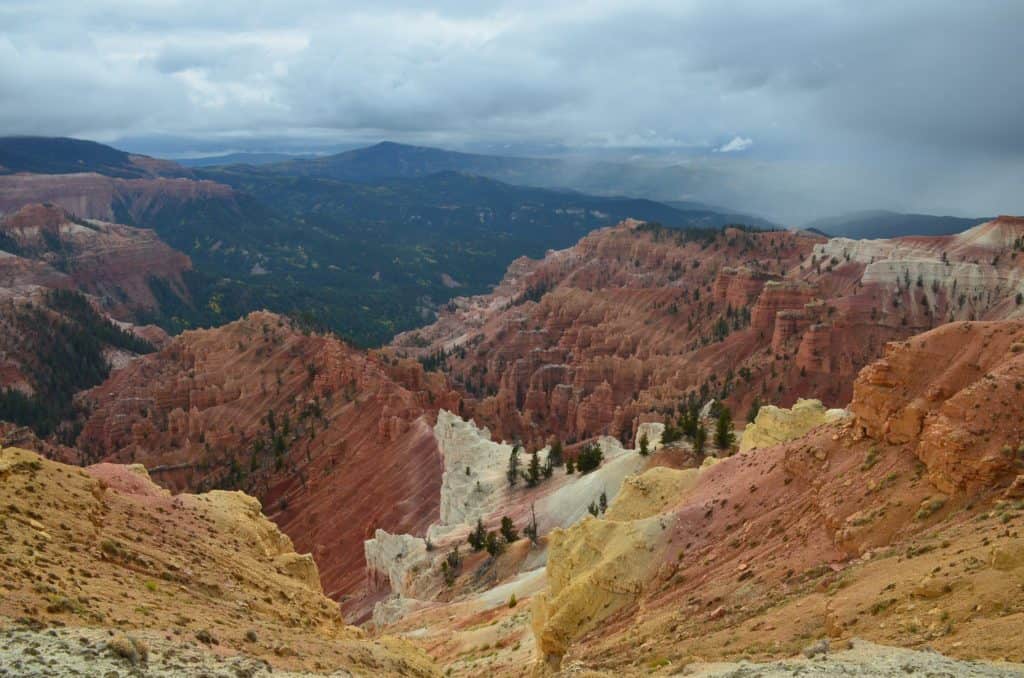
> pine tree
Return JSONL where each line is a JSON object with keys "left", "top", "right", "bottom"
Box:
{"left": 549, "top": 439, "right": 564, "bottom": 467}
{"left": 565, "top": 457, "right": 576, "bottom": 474}
{"left": 746, "top": 397, "right": 762, "bottom": 423}
{"left": 500, "top": 516, "right": 518, "bottom": 543}
{"left": 524, "top": 503, "right": 539, "bottom": 544}
{"left": 525, "top": 450, "right": 541, "bottom": 487}
{"left": 485, "top": 531, "right": 504, "bottom": 556}
{"left": 599, "top": 490, "right": 608, "bottom": 514}
{"left": 715, "top": 408, "right": 735, "bottom": 451}
{"left": 507, "top": 445, "right": 521, "bottom": 488}
{"left": 694, "top": 422, "right": 707, "bottom": 458}
{"left": 638, "top": 432, "right": 650, "bottom": 456}
{"left": 468, "top": 518, "right": 487, "bottom": 551}
{"left": 577, "top": 443, "right": 603, "bottom": 473}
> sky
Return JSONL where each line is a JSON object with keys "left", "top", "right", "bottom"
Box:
{"left": 1, "top": 0, "right": 1023, "bottom": 221}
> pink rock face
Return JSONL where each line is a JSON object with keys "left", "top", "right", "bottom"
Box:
{"left": 76, "top": 311, "right": 462, "bottom": 613}
{"left": 390, "top": 218, "right": 1024, "bottom": 449}
{"left": 751, "top": 281, "right": 817, "bottom": 338}
{"left": 0, "top": 172, "right": 234, "bottom": 224}
{"left": 712, "top": 266, "right": 773, "bottom": 308}
{"left": 851, "top": 320, "right": 1024, "bottom": 493}
{"left": 0, "top": 203, "right": 191, "bottom": 319}
{"left": 0, "top": 204, "right": 188, "bottom": 400}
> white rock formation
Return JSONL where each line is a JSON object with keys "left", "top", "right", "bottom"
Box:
{"left": 635, "top": 421, "right": 665, "bottom": 451}
{"left": 363, "top": 529, "right": 429, "bottom": 595}
{"left": 429, "top": 410, "right": 519, "bottom": 540}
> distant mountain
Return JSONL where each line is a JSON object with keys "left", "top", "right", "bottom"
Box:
{"left": 185, "top": 165, "right": 765, "bottom": 344}
{"left": 254, "top": 141, "right": 777, "bottom": 225}
{"left": 807, "top": 210, "right": 990, "bottom": 239}
{"left": 664, "top": 200, "right": 776, "bottom": 230}
{"left": 0, "top": 136, "right": 188, "bottom": 178}
{"left": 257, "top": 140, "right": 556, "bottom": 182}
{"left": 0, "top": 136, "right": 775, "bottom": 345}
{"left": 176, "top": 152, "right": 318, "bottom": 168}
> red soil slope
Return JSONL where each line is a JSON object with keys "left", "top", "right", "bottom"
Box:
{"left": 535, "top": 320, "right": 1024, "bottom": 672}
{"left": 76, "top": 311, "right": 461, "bottom": 611}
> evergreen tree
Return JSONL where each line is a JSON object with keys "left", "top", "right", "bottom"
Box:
{"left": 485, "top": 531, "right": 504, "bottom": 557}
{"left": 565, "top": 457, "right": 576, "bottom": 474}
{"left": 506, "top": 445, "right": 521, "bottom": 488}
{"left": 525, "top": 450, "right": 541, "bottom": 487}
{"left": 500, "top": 516, "right": 518, "bottom": 543}
{"left": 542, "top": 456, "right": 554, "bottom": 479}
{"left": 638, "top": 432, "right": 650, "bottom": 456}
{"left": 661, "top": 414, "right": 682, "bottom": 444}
{"left": 524, "top": 503, "right": 539, "bottom": 544}
{"left": 468, "top": 518, "right": 487, "bottom": 551}
{"left": 599, "top": 490, "right": 608, "bottom": 514}
{"left": 715, "top": 407, "right": 735, "bottom": 451}
{"left": 746, "top": 396, "right": 762, "bottom": 423}
{"left": 694, "top": 422, "right": 707, "bottom": 458}
{"left": 577, "top": 443, "right": 604, "bottom": 473}
{"left": 549, "top": 439, "right": 564, "bottom": 467}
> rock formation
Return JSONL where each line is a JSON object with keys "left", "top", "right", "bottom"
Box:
{"left": 360, "top": 411, "right": 667, "bottom": 631}
{"left": 851, "top": 320, "right": 1024, "bottom": 494}
{"left": 391, "top": 218, "right": 1024, "bottom": 451}
{"left": 0, "top": 172, "right": 235, "bottom": 225}
{"left": 0, "top": 446, "right": 436, "bottom": 675}
{"left": 517, "top": 319, "right": 1024, "bottom": 673}
{"left": 740, "top": 398, "right": 848, "bottom": 452}
{"left": 0, "top": 203, "right": 191, "bottom": 318}
{"left": 75, "top": 311, "right": 460, "bottom": 615}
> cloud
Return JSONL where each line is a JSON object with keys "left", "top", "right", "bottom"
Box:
{"left": 0, "top": 1, "right": 1021, "bottom": 219}
{"left": 716, "top": 136, "right": 753, "bottom": 153}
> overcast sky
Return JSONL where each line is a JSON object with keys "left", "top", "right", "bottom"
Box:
{"left": 2, "top": 0, "right": 1023, "bottom": 220}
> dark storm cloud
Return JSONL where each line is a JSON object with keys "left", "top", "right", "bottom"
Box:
{"left": 1, "top": 0, "right": 1022, "bottom": 219}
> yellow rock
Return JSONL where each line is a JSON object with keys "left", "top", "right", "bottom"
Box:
{"left": 604, "top": 466, "right": 700, "bottom": 521}
{"left": 532, "top": 514, "right": 669, "bottom": 669}
{"left": 739, "top": 399, "right": 848, "bottom": 453}
{"left": 991, "top": 543, "right": 1024, "bottom": 571}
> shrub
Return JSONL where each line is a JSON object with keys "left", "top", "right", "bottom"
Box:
{"left": 861, "top": 446, "right": 880, "bottom": 471}
{"left": 108, "top": 634, "right": 149, "bottom": 665}
{"left": 915, "top": 496, "right": 947, "bottom": 520}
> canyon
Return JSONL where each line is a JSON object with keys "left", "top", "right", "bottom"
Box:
{"left": 393, "top": 217, "right": 1024, "bottom": 450}
{"left": 74, "top": 311, "right": 461, "bottom": 615}
{"left": 2, "top": 157, "right": 1024, "bottom": 674}
{"left": 361, "top": 319, "right": 1024, "bottom": 675}
{"left": 0, "top": 202, "right": 191, "bottom": 318}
